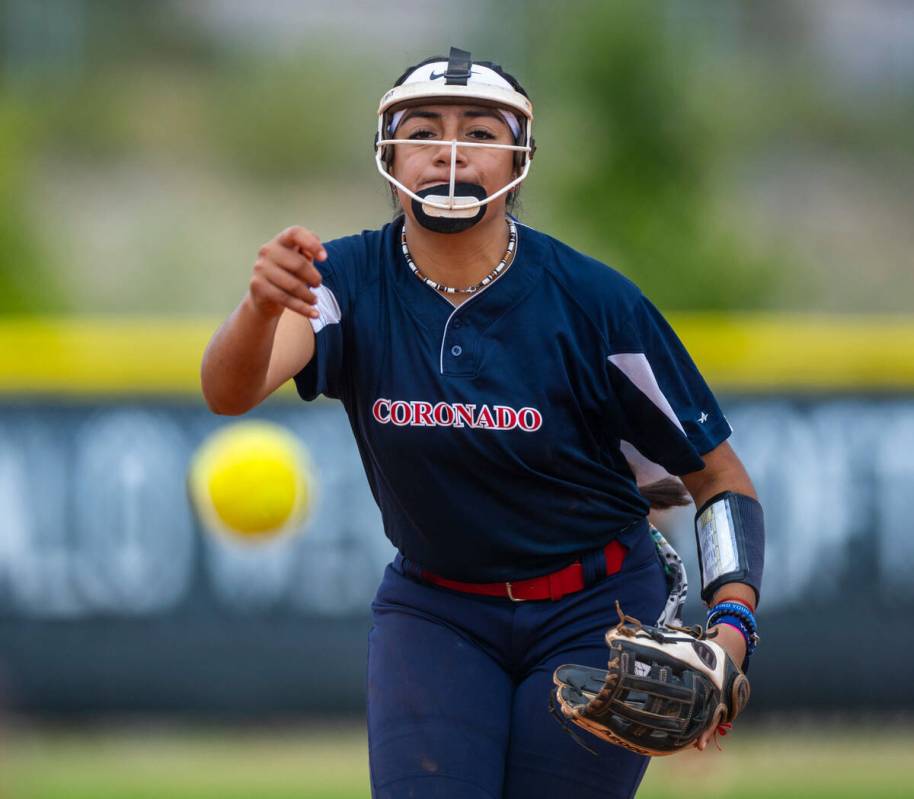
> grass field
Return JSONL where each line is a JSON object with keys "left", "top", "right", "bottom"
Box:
{"left": 1, "top": 720, "right": 911, "bottom": 799}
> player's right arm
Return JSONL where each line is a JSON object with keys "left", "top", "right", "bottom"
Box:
{"left": 201, "top": 226, "right": 327, "bottom": 415}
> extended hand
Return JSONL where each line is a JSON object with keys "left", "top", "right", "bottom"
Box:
{"left": 248, "top": 226, "right": 327, "bottom": 319}
{"left": 695, "top": 623, "right": 747, "bottom": 751}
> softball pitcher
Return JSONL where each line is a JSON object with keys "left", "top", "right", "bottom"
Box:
{"left": 202, "top": 48, "right": 764, "bottom": 799}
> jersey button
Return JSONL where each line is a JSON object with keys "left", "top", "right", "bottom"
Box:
{"left": 453, "top": 319, "right": 463, "bottom": 329}
{"left": 450, "top": 345, "right": 463, "bottom": 357}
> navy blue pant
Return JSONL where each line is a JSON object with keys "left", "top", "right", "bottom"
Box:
{"left": 367, "top": 523, "right": 668, "bottom": 799}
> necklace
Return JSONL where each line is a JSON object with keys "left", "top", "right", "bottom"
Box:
{"left": 401, "top": 219, "right": 517, "bottom": 295}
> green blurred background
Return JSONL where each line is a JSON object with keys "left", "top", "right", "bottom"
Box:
{"left": 4, "top": 0, "right": 912, "bottom": 317}
{"left": 1, "top": 1, "right": 913, "bottom": 797}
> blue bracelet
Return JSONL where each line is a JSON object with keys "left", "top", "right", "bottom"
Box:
{"left": 709, "top": 613, "right": 755, "bottom": 656}
{"left": 708, "top": 601, "right": 758, "bottom": 636}
{"left": 708, "top": 601, "right": 759, "bottom": 656}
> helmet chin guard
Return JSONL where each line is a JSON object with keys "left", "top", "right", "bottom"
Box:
{"left": 375, "top": 47, "right": 535, "bottom": 226}
{"left": 411, "top": 182, "right": 487, "bottom": 234}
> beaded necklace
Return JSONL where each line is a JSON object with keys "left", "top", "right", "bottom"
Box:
{"left": 400, "top": 219, "right": 517, "bottom": 295}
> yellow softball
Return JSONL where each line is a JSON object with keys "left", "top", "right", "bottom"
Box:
{"left": 189, "top": 420, "right": 313, "bottom": 540}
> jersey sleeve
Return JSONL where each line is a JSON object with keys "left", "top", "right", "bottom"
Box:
{"left": 606, "top": 293, "right": 732, "bottom": 476}
{"left": 293, "top": 241, "right": 354, "bottom": 402}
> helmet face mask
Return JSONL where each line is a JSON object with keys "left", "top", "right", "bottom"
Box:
{"left": 376, "top": 48, "right": 535, "bottom": 231}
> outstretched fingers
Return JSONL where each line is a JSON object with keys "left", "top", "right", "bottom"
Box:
{"left": 249, "top": 226, "right": 328, "bottom": 319}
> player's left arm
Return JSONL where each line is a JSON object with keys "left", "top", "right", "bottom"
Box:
{"left": 680, "top": 440, "right": 762, "bottom": 750}
{"left": 680, "top": 441, "right": 757, "bottom": 667}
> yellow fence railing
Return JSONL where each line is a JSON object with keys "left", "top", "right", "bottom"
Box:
{"left": 670, "top": 313, "right": 914, "bottom": 392}
{"left": 0, "top": 314, "right": 912, "bottom": 396}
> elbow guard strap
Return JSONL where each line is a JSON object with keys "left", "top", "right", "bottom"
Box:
{"left": 694, "top": 491, "right": 765, "bottom": 606}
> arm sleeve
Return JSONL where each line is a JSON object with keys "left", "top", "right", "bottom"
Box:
{"left": 607, "top": 293, "right": 732, "bottom": 476}
{"left": 293, "top": 245, "right": 351, "bottom": 402}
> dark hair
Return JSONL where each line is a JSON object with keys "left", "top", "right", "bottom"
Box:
{"left": 639, "top": 477, "right": 692, "bottom": 510}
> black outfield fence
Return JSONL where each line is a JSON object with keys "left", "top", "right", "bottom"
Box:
{"left": 0, "top": 397, "right": 912, "bottom": 715}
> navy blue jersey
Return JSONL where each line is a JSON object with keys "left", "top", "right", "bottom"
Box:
{"left": 295, "top": 219, "right": 731, "bottom": 582}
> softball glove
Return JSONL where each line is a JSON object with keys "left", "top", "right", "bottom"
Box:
{"left": 552, "top": 605, "right": 750, "bottom": 756}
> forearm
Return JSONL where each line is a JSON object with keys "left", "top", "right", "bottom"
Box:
{"left": 703, "top": 579, "right": 761, "bottom": 675}
{"left": 681, "top": 441, "right": 765, "bottom": 608}
{"left": 682, "top": 447, "right": 757, "bottom": 509}
{"left": 706, "top": 582, "right": 756, "bottom": 666}
{"left": 710, "top": 581, "right": 756, "bottom": 610}
{"left": 201, "top": 294, "right": 280, "bottom": 415}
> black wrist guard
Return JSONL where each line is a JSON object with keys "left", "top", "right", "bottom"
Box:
{"left": 694, "top": 491, "right": 764, "bottom": 605}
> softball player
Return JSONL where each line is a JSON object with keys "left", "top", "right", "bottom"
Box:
{"left": 202, "top": 48, "right": 764, "bottom": 799}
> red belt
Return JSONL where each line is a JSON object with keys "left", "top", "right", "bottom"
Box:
{"left": 419, "top": 539, "right": 627, "bottom": 602}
